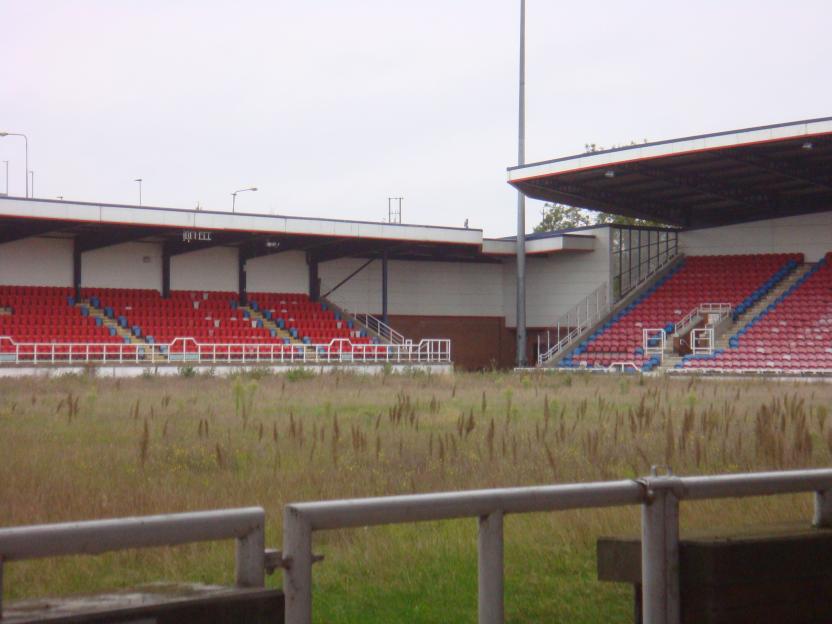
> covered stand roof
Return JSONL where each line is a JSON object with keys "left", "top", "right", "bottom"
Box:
{"left": 508, "top": 117, "right": 832, "bottom": 228}
{"left": 0, "top": 197, "right": 594, "bottom": 262}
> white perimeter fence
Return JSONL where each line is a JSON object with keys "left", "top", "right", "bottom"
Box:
{"left": 0, "top": 336, "right": 451, "bottom": 366}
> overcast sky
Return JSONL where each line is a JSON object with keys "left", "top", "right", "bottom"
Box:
{"left": 2, "top": 1, "right": 830, "bottom": 236}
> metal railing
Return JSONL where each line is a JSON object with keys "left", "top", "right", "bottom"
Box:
{"left": 0, "top": 337, "right": 451, "bottom": 366}
{"left": 615, "top": 246, "right": 680, "bottom": 301}
{"left": 282, "top": 468, "right": 832, "bottom": 624}
{"left": 537, "top": 282, "right": 609, "bottom": 366}
{"left": 643, "top": 328, "right": 666, "bottom": 362}
{"left": 354, "top": 312, "right": 407, "bottom": 346}
{"left": 690, "top": 327, "right": 714, "bottom": 355}
{"left": 0, "top": 507, "right": 266, "bottom": 617}
{"left": 673, "top": 303, "right": 732, "bottom": 337}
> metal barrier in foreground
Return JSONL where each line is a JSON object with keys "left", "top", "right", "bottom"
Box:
{"left": 0, "top": 507, "right": 266, "bottom": 618}
{"left": 282, "top": 468, "right": 832, "bottom": 624}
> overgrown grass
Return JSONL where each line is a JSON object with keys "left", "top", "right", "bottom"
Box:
{"left": 1, "top": 371, "right": 831, "bottom": 622}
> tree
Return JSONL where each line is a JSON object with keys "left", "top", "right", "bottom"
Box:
{"left": 535, "top": 202, "right": 662, "bottom": 233}
{"left": 533, "top": 203, "right": 592, "bottom": 232}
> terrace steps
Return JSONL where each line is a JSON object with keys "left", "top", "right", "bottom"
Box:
{"left": 713, "top": 263, "right": 813, "bottom": 352}
{"left": 238, "top": 305, "right": 299, "bottom": 344}
{"left": 77, "top": 302, "right": 146, "bottom": 344}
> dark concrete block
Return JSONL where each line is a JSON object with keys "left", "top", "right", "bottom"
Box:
{"left": 597, "top": 523, "right": 832, "bottom": 624}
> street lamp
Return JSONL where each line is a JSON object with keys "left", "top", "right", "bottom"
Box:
{"left": 2, "top": 160, "right": 7, "bottom": 196}
{"left": 231, "top": 187, "right": 257, "bottom": 213}
{"left": 134, "top": 178, "right": 143, "bottom": 206}
{"left": 28, "top": 171, "right": 34, "bottom": 197}
{"left": 0, "top": 132, "right": 29, "bottom": 197}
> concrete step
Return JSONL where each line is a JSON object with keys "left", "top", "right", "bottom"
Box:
{"left": 77, "top": 302, "right": 145, "bottom": 344}
{"left": 715, "top": 263, "right": 813, "bottom": 348}
{"left": 239, "top": 305, "right": 299, "bottom": 344}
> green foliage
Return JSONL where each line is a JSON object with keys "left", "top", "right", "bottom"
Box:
{"left": 535, "top": 202, "right": 664, "bottom": 233}
{"left": 285, "top": 367, "right": 315, "bottom": 382}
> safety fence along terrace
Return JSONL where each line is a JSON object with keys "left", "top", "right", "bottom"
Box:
{"left": 0, "top": 337, "right": 452, "bottom": 366}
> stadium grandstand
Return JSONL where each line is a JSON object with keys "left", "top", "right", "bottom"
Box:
{"left": 0, "top": 116, "right": 830, "bottom": 375}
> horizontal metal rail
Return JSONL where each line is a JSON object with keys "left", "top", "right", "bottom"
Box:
{"left": 282, "top": 468, "right": 832, "bottom": 624}
{"left": 0, "top": 336, "right": 451, "bottom": 366}
{"left": 538, "top": 282, "right": 609, "bottom": 365}
{"left": 354, "top": 313, "right": 407, "bottom": 346}
{"left": 0, "top": 507, "right": 266, "bottom": 617}
{"left": 673, "top": 302, "right": 732, "bottom": 337}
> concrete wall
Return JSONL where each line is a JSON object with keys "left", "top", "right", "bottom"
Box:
{"left": 320, "top": 258, "right": 506, "bottom": 317}
{"left": 82, "top": 242, "right": 162, "bottom": 290}
{"left": 0, "top": 236, "right": 73, "bottom": 286}
{"left": 170, "top": 246, "right": 239, "bottom": 292}
{"left": 681, "top": 211, "right": 832, "bottom": 262}
{"left": 246, "top": 251, "right": 308, "bottom": 294}
{"left": 504, "top": 227, "right": 611, "bottom": 328}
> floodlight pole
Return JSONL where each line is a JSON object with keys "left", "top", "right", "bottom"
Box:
{"left": 2, "top": 161, "right": 8, "bottom": 195}
{"left": 515, "top": 0, "right": 527, "bottom": 367}
{"left": 134, "top": 178, "right": 143, "bottom": 206}
{"left": 0, "top": 132, "right": 29, "bottom": 197}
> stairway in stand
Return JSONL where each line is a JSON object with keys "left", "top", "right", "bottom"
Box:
{"left": 713, "top": 263, "right": 813, "bottom": 353}
{"left": 76, "top": 300, "right": 145, "bottom": 345}
{"left": 237, "top": 305, "right": 300, "bottom": 344}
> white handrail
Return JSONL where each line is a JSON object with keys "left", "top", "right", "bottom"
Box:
{"left": 0, "top": 507, "right": 266, "bottom": 616}
{"left": 673, "top": 303, "right": 732, "bottom": 337}
{"left": 282, "top": 468, "right": 832, "bottom": 624}
{"left": 537, "top": 282, "right": 609, "bottom": 365}
{"left": 354, "top": 312, "right": 407, "bottom": 345}
{"left": 0, "top": 336, "right": 452, "bottom": 365}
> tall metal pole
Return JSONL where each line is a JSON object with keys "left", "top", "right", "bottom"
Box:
{"left": 3, "top": 161, "right": 7, "bottom": 195}
{"left": 29, "top": 171, "right": 34, "bottom": 198}
{"left": 515, "top": 0, "right": 527, "bottom": 367}
{"left": 135, "top": 178, "right": 142, "bottom": 206}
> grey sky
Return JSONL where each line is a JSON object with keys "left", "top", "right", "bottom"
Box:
{"left": 2, "top": 1, "right": 830, "bottom": 236}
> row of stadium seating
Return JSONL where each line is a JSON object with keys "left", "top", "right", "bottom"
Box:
{"left": 0, "top": 285, "right": 377, "bottom": 348}
{"left": 679, "top": 253, "right": 832, "bottom": 371}
{"left": 0, "top": 286, "right": 114, "bottom": 343}
{"left": 560, "top": 253, "right": 804, "bottom": 371}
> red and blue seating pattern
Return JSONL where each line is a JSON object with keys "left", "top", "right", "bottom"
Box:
{"left": 0, "top": 286, "right": 379, "bottom": 357}
{"left": 561, "top": 254, "right": 803, "bottom": 371}
{"left": 246, "top": 292, "right": 369, "bottom": 345}
{"left": 682, "top": 254, "right": 832, "bottom": 371}
{"left": 0, "top": 286, "right": 113, "bottom": 343}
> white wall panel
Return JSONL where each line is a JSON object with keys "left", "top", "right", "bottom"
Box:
{"left": 321, "top": 258, "right": 505, "bottom": 317}
{"left": 82, "top": 242, "right": 162, "bottom": 291}
{"left": 170, "top": 246, "right": 238, "bottom": 292}
{"left": 0, "top": 237, "right": 73, "bottom": 286}
{"left": 504, "top": 228, "right": 611, "bottom": 328}
{"left": 681, "top": 212, "right": 832, "bottom": 262}
{"left": 246, "top": 251, "right": 308, "bottom": 293}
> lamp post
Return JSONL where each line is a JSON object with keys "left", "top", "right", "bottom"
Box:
{"left": 231, "top": 187, "right": 257, "bottom": 213}
{"left": 134, "top": 178, "right": 143, "bottom": 206}
{"left": 0, "top": 132, "right": 29, "bottom": 197}
{"left": 2, "top": 160, "right": 7, "bottom": 196}
{"left": 29, "top": 171, "right": 34, "bottom": 197}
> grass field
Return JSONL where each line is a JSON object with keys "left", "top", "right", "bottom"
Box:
{"left": 2, "top": 368, "right": 831, "bottom": 622}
